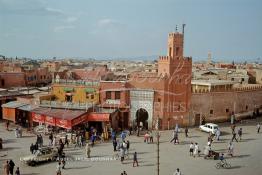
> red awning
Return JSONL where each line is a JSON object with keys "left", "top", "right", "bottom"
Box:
{"left": 32, "top": 113, "right": 45, "bottom": 123}
{"left": 71, "top": 115, "right": 86, "bottom": 126}
{"left": 31, "top": 108, "right": 88, "bottom": 129}
{"left": 87, "top": 113, "right": 110, "bottom": 122}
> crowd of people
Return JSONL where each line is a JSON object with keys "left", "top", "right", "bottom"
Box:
{"left": 3, "top": 159, "right": 20, "bottom": 175}
{"left": 2, "top": 118, "right": 262, "bottom": 175}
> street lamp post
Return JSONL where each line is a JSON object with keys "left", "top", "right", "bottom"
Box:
{"left": 156, "top": 117, "right": 160, "bottom": 175}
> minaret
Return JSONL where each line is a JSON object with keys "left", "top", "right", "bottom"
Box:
{"left": 207, "top": 51, "right": 212, "bottom": 65}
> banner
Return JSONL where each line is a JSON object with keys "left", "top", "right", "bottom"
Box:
{"left": 32, "top": 113, "right": 45, "bottom": 123}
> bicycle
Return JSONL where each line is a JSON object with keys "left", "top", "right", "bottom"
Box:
{"left": 215, "top": 160, "right": 231, "bottom": 169}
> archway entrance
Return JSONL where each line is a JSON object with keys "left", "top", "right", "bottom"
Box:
{"left": 136, "top": 108, "right": 149, "bottom": 130}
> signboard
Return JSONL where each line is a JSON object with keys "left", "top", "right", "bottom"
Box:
{"left": 105, "top": 99, "right": 121, "bottom": 105}
{"left": 72, "top": 115, "right": 87, "bottom": 126}
{"left": 45, "top": 116, "right": 56, "bottom": 126}
{"left": 56, "top": 118, "right": 72, "bottom": 129}
{"left": 32, "top": 113, "right": 45, "bottom": 123}
{"left": 87, "top": 113, "right": 110, "bottom": 122}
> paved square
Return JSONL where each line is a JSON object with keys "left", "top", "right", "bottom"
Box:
{"left": 1, "top": 119, "right": 262, "bottom": 175}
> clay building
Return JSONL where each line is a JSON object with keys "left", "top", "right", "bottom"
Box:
{"left": 128, "top": 29, "right": 192, "bottom": 130}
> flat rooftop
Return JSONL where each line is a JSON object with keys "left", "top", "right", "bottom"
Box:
{"left": 191, "top": 80, "right": 236, "bottom": 86}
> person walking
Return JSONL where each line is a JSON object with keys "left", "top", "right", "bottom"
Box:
{"left": 257, "top": 123, "right": 261, "bottom": 133}
{"left": 85, "top": 143, "right": 91, "bottom": 158}
{"left": 173, "top": 168, "right": 181, "bottom": 175}
{"left": 189, "top": 142, "right": 194, "bottom": 156}
{"left": 15, "top": 127, "right": 19, "bottom": 138}
{"left": 53, "top": 136, "right": 57, "bottom": 147}
{"left": 9, "top": 159, "right": 15, "bottom": 175}
{"left": 123, "top": 170, "right": 127, "bottom": 175}
{"left": 238, "top": 128, "right": 242, "bottom": 140}
{"left": 149, "top": 131, "right": 154, "bottom": 143}
{"left": 56, "top": 162, "right": 62, "bottom": 175}
{"left": 6, "top": 121, "right": 10, "bottom": 131}
{"left": 228, "top": 142, "right": 234, "bottom": 157}
{"left": 3, "top": 160, "right": 9, "bottom": 175}
{"left": 120, "top": 148, "right": 125, "bottom": 164}
{"left": 185, "top": 126, "right": 189, "bottom": 137}
{"left": 170, "top": 130, "right": 176, "bottom": 143}
{"left": 30, "top": 143, "right": 34, "bottom": 154}
{"left": 133, "top": 152, "right": 138, "bottom": 167}
{"left": 171, "top": 132, "right": 178, "bottom": 144}
{"left": 126, "top": 140, "right": 130, "bottom": 154}
{"left": 144, "top": 132, "right": 149, "bottom": 143}
{"left": 203, "top": 145, "right": 210, "bottom": 159}
{"left": 215, "top": 129, "right": 221, "bottom": 141}
{"left": 65, "top": 135, "right": 69, "bottom": 148}
{"left": 49, "top": 133, "right": 53, "bottom": 146}
{"left": 231, "top": 130, "right": 238, "bottom": 142}
{"left": 91, "top": 134, "right": 95, "bottom": 147}
{"left": 15, "top": 167, "right": 20, "bottom": 175}
{"left": 39, "top": 134, "right": 43, "bottom": 147}
{"left": 193, "top": 143, "right": 199, "bottom": 158}
{"left": 61, "top": 158, "right": 66, "bottom": 169}
{"left": 113, "top": 139, "right": 117, "bottom": 152}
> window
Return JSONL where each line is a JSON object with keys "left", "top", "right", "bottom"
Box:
{"left": 231, "top": 78, "right": 234, "bottom": 81}
{"left": 246, "top": 105, "right": 248, "bottom": 110}
{"left": 241, "top": 78, "right": 244, "bottom": 82}
{"left": 91, "top": 95, "right": 94, "bottom": 99}
{"left": 40, "top": 76, "right": 42, "bottom": 79}
{"left": 158, "top": 98, "right": 161, "bottom": 102}
{"left": 1, "top": 79, "right": 4, "bottom": 86}
{"left": 210, "top": 110, "right": 213, "bottom": 114}
{"left": 86, "top": 92, "right": 90, "bottom": 99}
{"left": 106, "top": 91, "right": 111, "bottom": 99}
{"left": 44, "top": 75, "right": 46, "bottom": 79}
{"left": 226, "top": 109, "right": 229, "bottom": 113}
{"left": 115, "top": 91, "right": 120, "bottom": 99}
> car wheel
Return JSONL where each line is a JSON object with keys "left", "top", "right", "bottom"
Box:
{"left": 31, "top": 161, "right": 36, "bottom": 166}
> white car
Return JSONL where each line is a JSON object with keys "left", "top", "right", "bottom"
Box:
{"left": 199, "top": 123, "right": 219, "bottom": 134}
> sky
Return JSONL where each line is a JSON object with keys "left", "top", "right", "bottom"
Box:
{"left": 0, "top": 0, "right": 261, "bottom": 61}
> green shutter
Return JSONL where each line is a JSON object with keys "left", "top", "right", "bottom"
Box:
{"left": 85, "top": 88, "right": 95, "bottom": 93}
{"left": 64, "top": 87, "right": 74, "bottom": 92}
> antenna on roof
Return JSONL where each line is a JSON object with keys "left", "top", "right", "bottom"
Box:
{"left": 182, "top": 24, "right": 186, "bottom": 35}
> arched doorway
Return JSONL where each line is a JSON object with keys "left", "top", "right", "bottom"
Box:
{"left": 136, "top": 108, "right": 149, "bottom": 130}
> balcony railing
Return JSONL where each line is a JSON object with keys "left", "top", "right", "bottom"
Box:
{"left": 52, "top": 79, "right": 100, "bottom": 86}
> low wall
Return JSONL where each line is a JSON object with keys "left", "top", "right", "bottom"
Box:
{"left": 190, "top": 89, "right": 262, "bottom": 125}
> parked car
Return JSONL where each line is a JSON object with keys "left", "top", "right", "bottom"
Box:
{"left": 199, "top": 123, "right": 219, "bottom": 134}
{"left": 21, "top": 147, "right": 58, "bottom": 166}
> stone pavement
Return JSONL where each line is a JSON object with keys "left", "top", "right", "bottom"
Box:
{"left": 0, "top": 118, "right": 262, "bottom": 175}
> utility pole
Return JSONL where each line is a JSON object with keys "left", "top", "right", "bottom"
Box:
{"left": 156, "top": 117, "right": 160, "bottom": 175}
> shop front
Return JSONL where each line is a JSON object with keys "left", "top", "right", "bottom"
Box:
{"left": 31, "top": 107, "right": 88, "bottom": 130}
{"left": 1, "top": 101, "right": 28, "bottom": 123}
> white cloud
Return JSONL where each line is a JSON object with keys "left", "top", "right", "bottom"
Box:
{"left": 97, "top": 18, "right": 119, "bottom": 27}
{"left": 54, "top": 25, "right": 75, "bottom": 32}
{"left": 45, "top": 7, "right": 64, "bottom": 15}
{"left": 66, "top": 17, "right": 78, "bottom": 23}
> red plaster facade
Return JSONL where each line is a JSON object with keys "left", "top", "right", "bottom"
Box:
{"left": 128, "top": 32, "right": 192, "bottom": 129}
